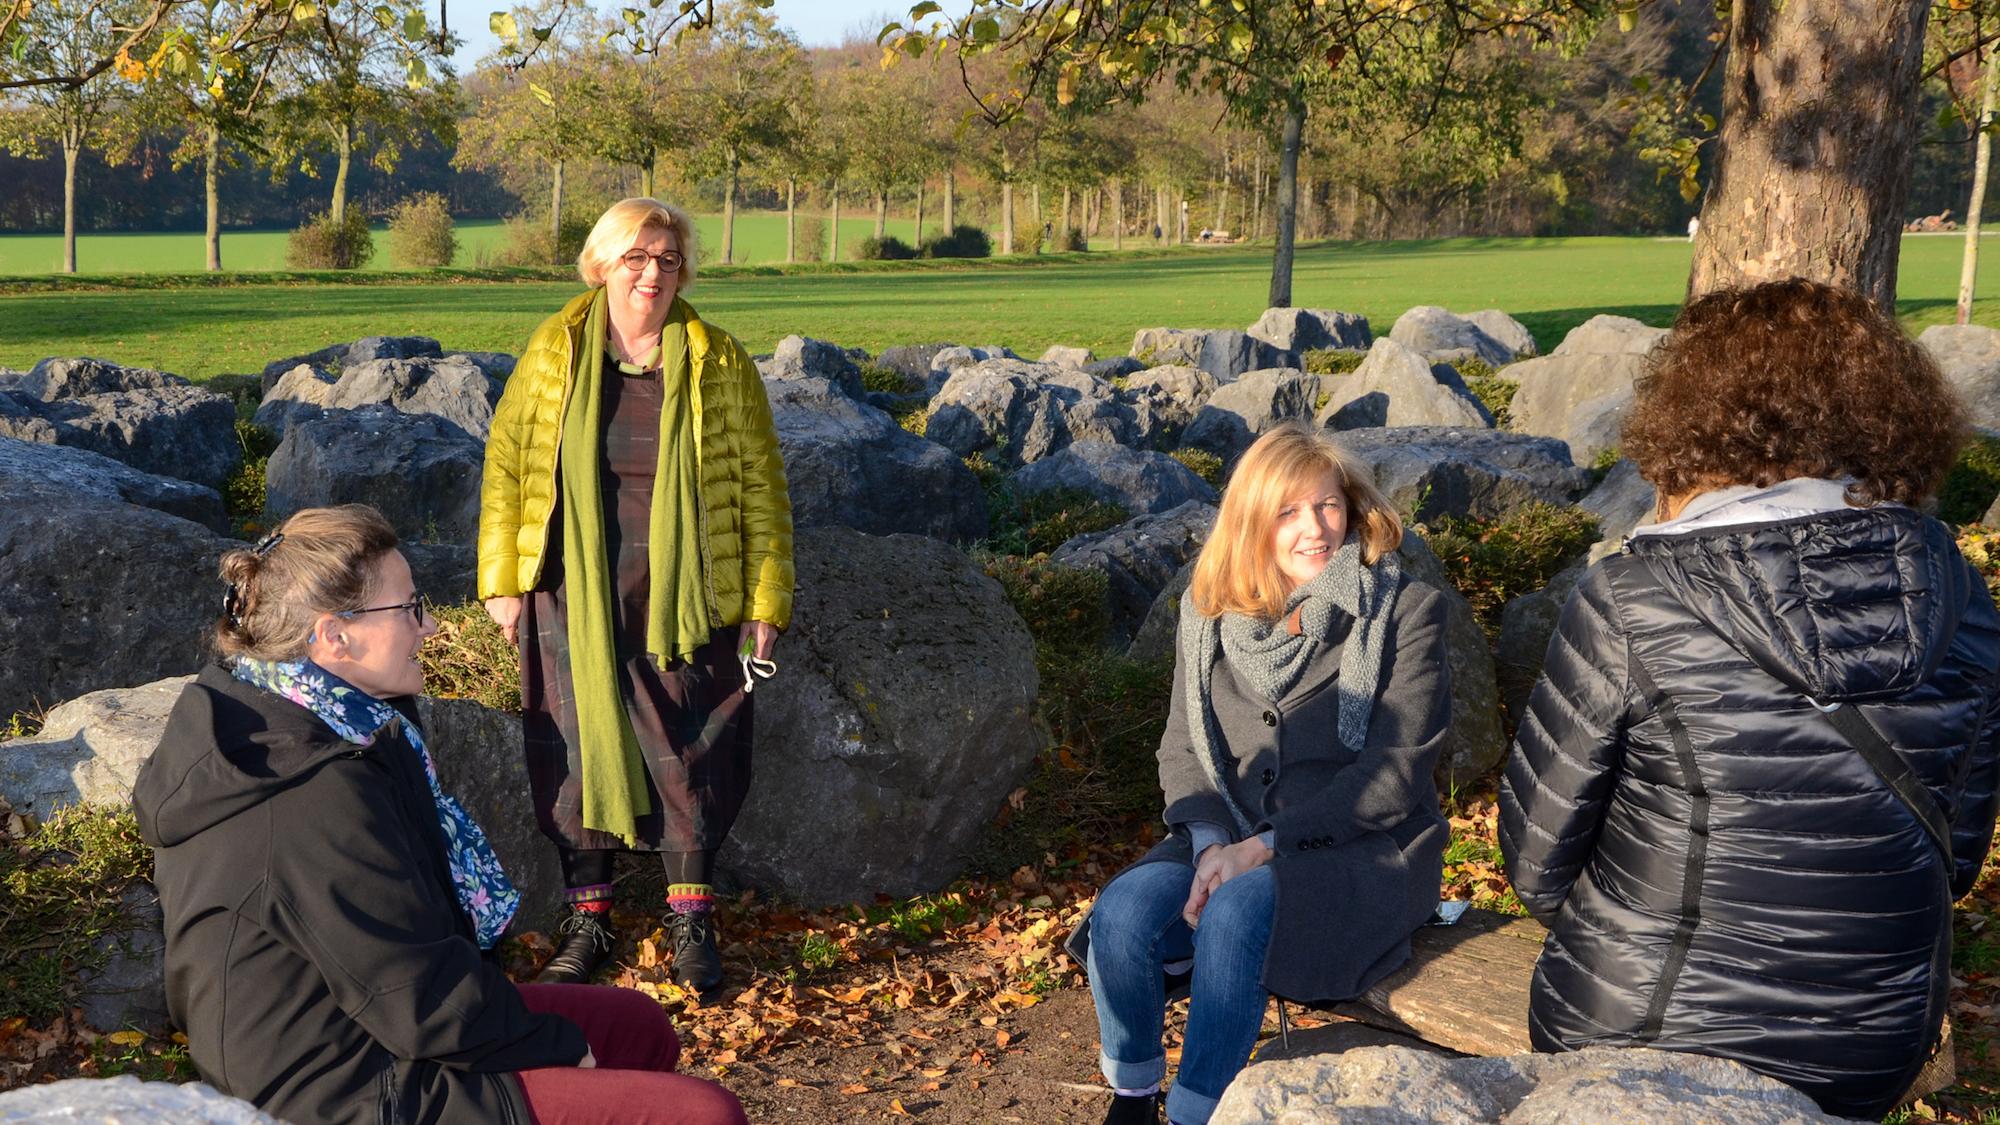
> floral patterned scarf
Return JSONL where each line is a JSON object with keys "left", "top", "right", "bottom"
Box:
{"left": 232, "top": 658, "right": 519, "bottom": 949}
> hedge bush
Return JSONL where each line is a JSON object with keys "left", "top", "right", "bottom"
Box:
{"left": 1418, "top": 502, "right": 1600, "bottom": 638}
{"left": 386, "top": 192, "right": 457, "bottom": 269}
{"left": 1940, "top": 432, "right": 2000, "bottom": 526}
{"left": 856, "top": 234, "right": 918, "bottom": 261}
{"left": 792, "top": 215, "right": 827, "bottom": 263}
{"left": 285, "top": 209, "right": 374, "bottom": 270}
{"left": 1302, "top": 348, "right": 1367, "bottom": 376}
{"left": 919, "top": 224, "right": 991, "bottom": 259}
{"left": 1058, "top": 226, "right": 1088, "bottom": 252}
{"left": 489, "top": 210, "right": 594, "bottom": 268}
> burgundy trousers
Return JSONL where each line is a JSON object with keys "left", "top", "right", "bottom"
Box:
{"left": 513, "top": 984, "right": 747, "bottom": 1125}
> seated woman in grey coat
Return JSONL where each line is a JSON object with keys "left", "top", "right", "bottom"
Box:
{"left": 1072, "top": 423, "right": 1452, "bottom": 1125}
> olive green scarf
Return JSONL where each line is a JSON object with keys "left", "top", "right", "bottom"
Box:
{"left": 563, "top": 289, "right": 710, "bottom": 845}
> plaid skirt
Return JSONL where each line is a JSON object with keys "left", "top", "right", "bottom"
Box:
{"left": 518, "top": 369, "right": 753, "bottom": 854}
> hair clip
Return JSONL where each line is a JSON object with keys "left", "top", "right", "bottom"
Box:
{"left": 223, "top": 584, "right": 244, "bottom": 628}
{"left": 251, "top": 532, "right": 285, "bottom": 557}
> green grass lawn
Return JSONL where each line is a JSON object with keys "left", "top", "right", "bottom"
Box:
{"left": 0, "top": 212, "right": 899, "bottom": 275}
{"left": 0, "top": 234, "right": 1993, "bottom": 380}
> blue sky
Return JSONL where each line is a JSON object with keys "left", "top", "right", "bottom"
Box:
{"left": 443, "top": 0, "right": 917, "bottom": 65}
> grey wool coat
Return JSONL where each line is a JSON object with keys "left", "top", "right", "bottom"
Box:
{"left": 1070, "top": 573, "right": 1452, "bottom": 1004}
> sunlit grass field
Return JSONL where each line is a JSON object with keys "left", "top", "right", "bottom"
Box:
{"left": 1, "top": 233, "right": 1993, "bottom": 380}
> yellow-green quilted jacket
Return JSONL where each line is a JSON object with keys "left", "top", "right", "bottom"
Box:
{"left": 477, "top": 290, "right": 794, "bottom": 630}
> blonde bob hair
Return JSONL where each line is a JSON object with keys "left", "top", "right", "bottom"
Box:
{"left": 1188, "top": 424, "right": 1402, "bottom": 622}
{"left": 576, "top": 197, "right": 700, "bottom": 290}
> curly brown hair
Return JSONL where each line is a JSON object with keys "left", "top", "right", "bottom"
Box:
{"left": 1622, "top": 278, "right": 1966, "bottom": 510}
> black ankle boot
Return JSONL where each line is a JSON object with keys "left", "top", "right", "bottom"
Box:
{"left": 534, "top": 906, "right": 617, "bottom": 984}
{"left": 1102, "top": 1091, "right": 1160, "bottom": 1125}
{"left": 665, "top": 910, "right": 723, "bottom": 996}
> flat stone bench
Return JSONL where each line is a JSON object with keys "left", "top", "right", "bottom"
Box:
{"left": 1261, "top": 907, "right": 1954, "bottom": 1105}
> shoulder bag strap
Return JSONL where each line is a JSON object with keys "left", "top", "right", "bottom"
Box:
{"left": 1815, "top": 699, "right": 1953, "bottom": 864}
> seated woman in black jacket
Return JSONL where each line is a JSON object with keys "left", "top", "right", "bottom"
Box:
{"left": 1500, "top": 278, "right": 2000, "bottom": 1119}
{"left": 133, "top": 504, "right": 745, "bottom": 1125}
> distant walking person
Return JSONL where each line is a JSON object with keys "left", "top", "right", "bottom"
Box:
{"left": 1071, "top": 424, "right": 1451, "bottom": 1125}
{"left": 1501, "top": 278, "right": 2000, "bottom": 1119}
{"left": 479, "top": 197, "right": 793, "bottom": 997}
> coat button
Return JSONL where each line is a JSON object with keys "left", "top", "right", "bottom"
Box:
{"left": 1262, "top": 710, "right": 1277, "bottom": 727}
{"left": 1261, "top": 768, "right": 1275, "bottom": 785}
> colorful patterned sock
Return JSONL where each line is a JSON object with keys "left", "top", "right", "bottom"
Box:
{"left": 565, "top": 883, "right": 615, "bottom": 914}
{"left": 666, "top": 883, "right": 715, "bottom": 916}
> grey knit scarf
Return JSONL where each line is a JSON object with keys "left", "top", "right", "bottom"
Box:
{"left": 1178, "top": 541, "right": 1401, "bottom": 834}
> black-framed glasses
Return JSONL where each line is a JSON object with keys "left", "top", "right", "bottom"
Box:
{"left": 619, "top": 248, "right": 684, "bottom": 273}
{"left": 338, "top": 593, "right": 430, "bottom": 627}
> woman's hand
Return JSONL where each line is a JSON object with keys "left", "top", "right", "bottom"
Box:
{"left": 484, "top": 595, "right": 523, "bottom": 646}
{"left": 745, "top": 619, "right": 779, "bottom": 660}
{"left": 578, "top": 1049, "right": 597, "bottom": 1069}
{"left": 1181, "top": 837, "right": 1273, "bottom": 928}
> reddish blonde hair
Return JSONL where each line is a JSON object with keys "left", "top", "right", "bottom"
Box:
{"left": 1188, "top": 424, "right": 1401, "bottom": 622}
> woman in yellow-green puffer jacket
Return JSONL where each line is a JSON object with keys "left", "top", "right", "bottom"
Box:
{"left": 478, "top": 197, "right": 793, "bottom": 998}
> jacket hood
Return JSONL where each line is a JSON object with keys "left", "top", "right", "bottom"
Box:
{"left": 133, "top": 664, "right": 358, "bottom": 847}
{"left": 1624, "top": 506, "right": 1974, "bottom": 703}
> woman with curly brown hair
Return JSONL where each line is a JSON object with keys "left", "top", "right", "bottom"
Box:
{"left": 1499, "top": 278, "right": 2000, "bottom": 1118}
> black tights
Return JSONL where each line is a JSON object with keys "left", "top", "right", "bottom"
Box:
{"left": 559, "top": 847, "right": 713, "bottom": 890}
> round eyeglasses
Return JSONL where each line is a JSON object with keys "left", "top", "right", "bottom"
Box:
{"left": 620, "top": 248, "right": 685, "bottom": 273}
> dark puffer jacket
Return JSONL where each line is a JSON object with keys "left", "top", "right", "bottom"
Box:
{"left": 1500, "top": 506, "right": 2000, "bottom": 1119}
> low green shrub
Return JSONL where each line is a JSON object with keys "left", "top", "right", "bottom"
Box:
{"left": 1418, "top": 502, "right": 1600, "bottom": 638}
{"left": 0, "top": 804, "right": 154, "bottom": 1021}
{"left": 856, "top": 234, "right": 918, "bottom": 261}
{"left": 981, "top": 554, "right": 1111, "bottom": 655}
{"left": 419, "top": 601, "right": 521, "bottom": 712}
{"left": 204, "top": 373, "right": 262, "bottom": 421}
{"left": 1058, "top": 226, "right": 1088, "bottom": 252}
{"left": 895, "top": 405, "right": 930, "bottom": 435}
{"left": 386, "top": 192, "right": 457, "bottom": 269}
{"left": 1454, "top": 357, "right": 1497, "bottom": 381}
{"left": 488, "top": 210, "right": 593, "bottom": 268}
{"left": 858, "top": 362, "right": 922, "bottom": 395}
{"left": 984, "top": 485, "right": 1131, "bottom": 557}
{"left": 1940, "top": 432, "right": 2000, "bottom": 526}
{"left": 791, "top": 215, "right": 827, "bottom": 263}
{"left": 1464, "top": 375, "right": 1518, "bottom": 428}
{"left": 225, "top": 420, "right": 278, "bottom": 534}
{"left": 285, "top": 209, "right": 374, "bottom": 270}
{"left": 1170, "top": 447, "right": 1224, "bottom": 488}
{"left": 1302, "top": 348, "right": 1368, "bottom": 376}
{"left": 919, "top": 224, "right": 992, "bottom": 259}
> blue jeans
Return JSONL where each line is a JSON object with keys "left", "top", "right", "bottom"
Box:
{"left": 1085, "top": 860, "right": 1276, "bottom": 1125}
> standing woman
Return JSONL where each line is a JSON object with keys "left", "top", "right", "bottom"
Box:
{"left": 480, "top": 198, "right": 793, "bottom": 996}
{"left": 1071, "top": 424, "right": 1452, "bottom": 1125}
{"left": 1500, "top": 279, "right": 2000, "bottom": 1118}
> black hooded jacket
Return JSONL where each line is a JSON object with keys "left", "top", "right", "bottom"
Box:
{"left": 1500, "top": 506, "right": 2000, "bottom": 1118}
{"left": 132, "top": 664, "right": 586, "bottom": 1125}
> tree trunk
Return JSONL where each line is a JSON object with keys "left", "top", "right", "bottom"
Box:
{"left": 204, "top": 121, "right": 222, "bottom": 272}
{"left": 944, "top": 167, "right": 956, "bottom": 231}
{"left": 1691, "top": 0, "right": 1930, "bottom": 308}
{"left": 1961, "top": 52, "right": 2000, "bottom": 325}
{"left": 1112, "top": 177, "right": 1123, "bottom": 250}
{"left": 721, "top": 150, "right": 738, "bottom": 264}
{"left": 640, "top": 157, "right": 655, "bottom": 200}
{"left": 1155, "top": 184, "right": 1168, "bottom": 243}
{"left": 61, "top": 131, "right": 79, "bottom": 274}
{"left": 1001, "top": 148, "right": 1015, "bottom": 254}
{"left": 785, "top": 177, "right": 797, "bottom": 264}
{"left": 330, "top": 122, "right": 352, "bottom": 229}
{"left": 875, "top": 192, "right": 887, "bottom": 238}
{"left": 915, "top": 181, "right": 925, "bottom": 243}
{"left": 1061, "top": 185, "right": 1072, "bottom": 240}
{"left": 550, "top": 159, "right": 566, "bottom": 266}
{"left": 1269, "top": 96, "right": 1305, "bottom": 309}
{"left": 830, "top": 183, "right": 842, "bottom": 261}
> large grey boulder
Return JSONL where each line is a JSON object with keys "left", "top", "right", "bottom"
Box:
{"left": 767, "top": 376, "right": 986, "bottom": 542}
{"left": 1130, "top": 327, "right": 1296, "bottom": 383}
{"left": 79, "top": 882, "right": 171, "bottom": 1034}
{"left": 1581, "top": 458, "right": 1657, "bottom": 562}
{"left": 1247, "top": 308, "right": 1373, "bottom": 354}
{"left": 1040, "top": 344, "right": 1096, "bottom": 368}
{"left": 0, "top": 1075, "right": 280, "bottom": 1122}
{"left": 0, "top": 435, "right": 228, "bottom": 533}
{"left": 1009, "top": 440, "right": 1217, "bottom": 516}
{"left": 1182, "top": 368, "right": 1322, "bottom": 462}
{"left": 1496, "top": 562, "right": 1588, "bottom": 724}
{"left": 720, "top": 527, "right": 1041, "bottom": 903}
{"left": 0, "top": 676, "right": 194, "bottom": 819}
{"left": 1086, "top": 355, "right": 1146, "bottom": 381}
{"left": 1050, "top": 501, "right": 1217, "bottom": 650}
{"left": 1505, "top": 351, "right": 1649, "bottom": 465}
{"left": 256, "top": 354, "right": 503, "bottom": 440}
{"left": 1920, "top": 323, "right": 2000, "bottom": 429}
{"left": 1214, "top": 1044, "right": 1866, "bottom": 1124}
{"left": 413, "top": 696, "right": 561, "bottom": 937}
{"left": 264, "top": 405, "right": 486, "bottom": 546}
{"left": 876, "top": 343, "right": 956, "bottom": 383}
{"left": 759, "top": 334, "right": 864, "bottom": 400}
{"left": 0, "top": 490, "right": 233, "bottom": 722}
{"left": 925, "top": 360, "right": 1138, "bottom": 468}
{"left": 1397, "top": 534, "right": 1506, "bottom": 786}
{"left": 401, "top": 542, "right": 480, "bottom": 606}
{"left": 0, "top": 359, "right": 239, "bottom": 490}
{"left": 926, "top": 344, "right": 1022, "bottom": 394}
{"left": 260, "top": 335, "right": 443, "bottom": 394}
{"left": 1387, "top": 306, "right": 1515, "bottom": 368}
{"left": 1551, "top": 314, "right": 1668, "bottom": 358}
{"left": 1464, "top": 310, "right": 1538, "bottom": 360}
{"left": 1120, "top": 365, "right": 1217, "bottom": 448}
{"left": 1337, "top": 427, "right": 1592, "bottom": 523}
{"left": 1318, "top": 338, "right": 1493, "bottom": 431}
